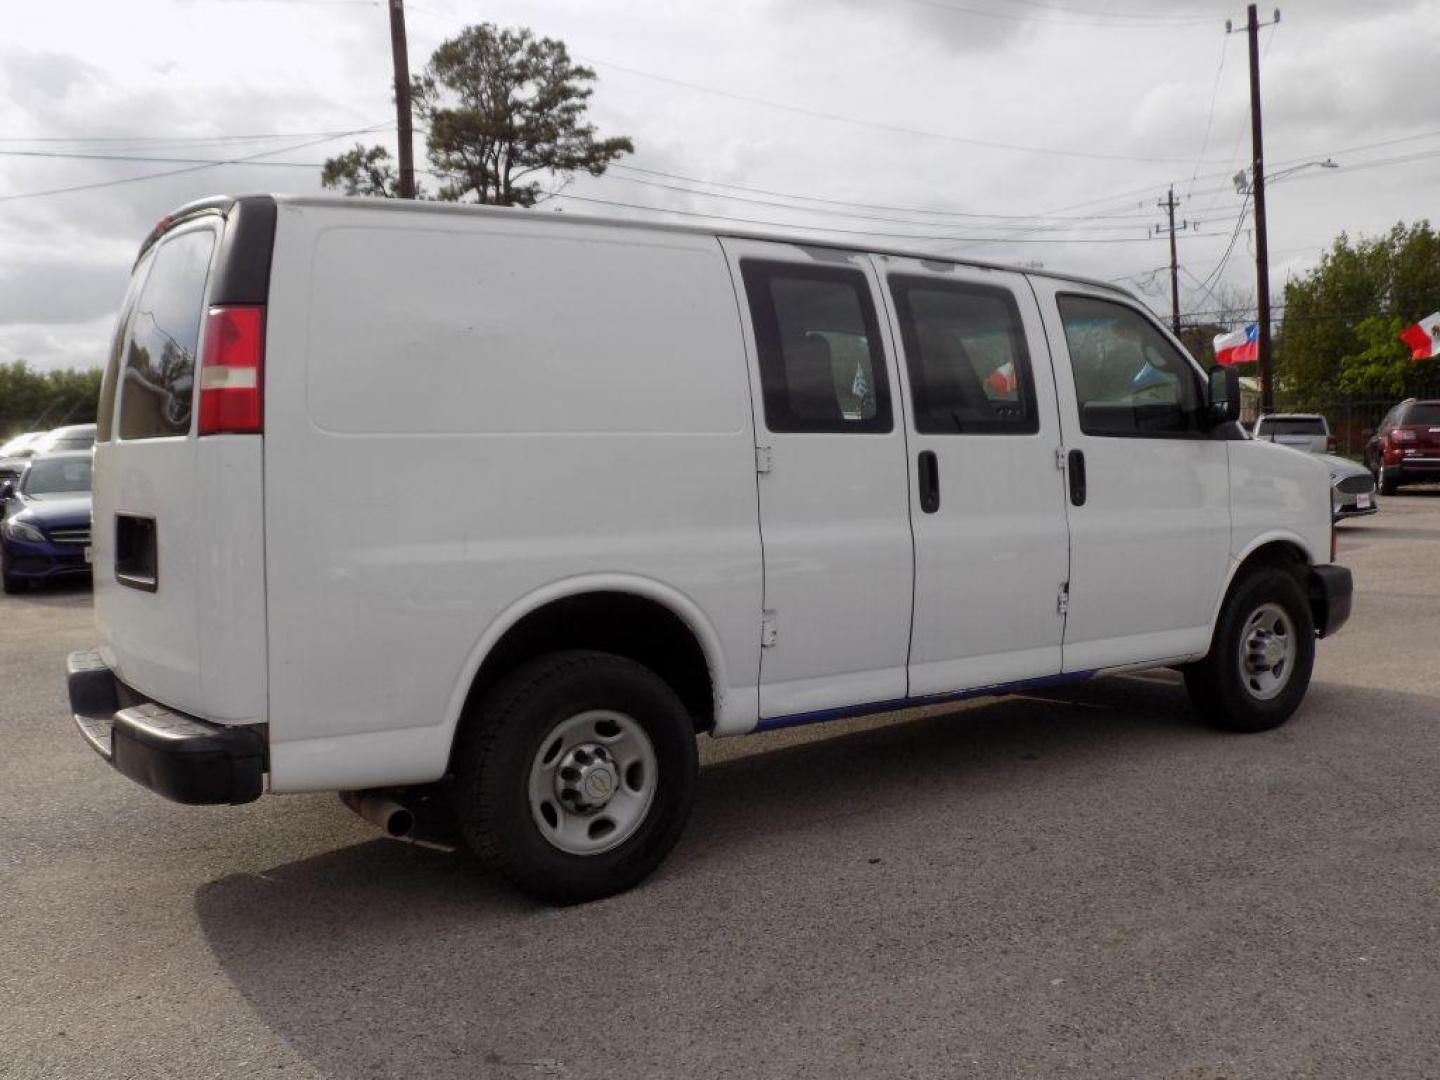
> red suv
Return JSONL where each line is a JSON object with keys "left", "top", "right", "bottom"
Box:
{"left": 1366, "top": 398, "right": 1440, "bottom": 493}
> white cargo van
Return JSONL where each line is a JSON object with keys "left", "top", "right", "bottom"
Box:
{"left": 69, "top": 195, "right": 1352, "bottom": 902}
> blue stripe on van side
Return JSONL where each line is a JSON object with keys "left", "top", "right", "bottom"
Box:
{"left": 755, "top": 670, "right": 1097, "bottom": 732}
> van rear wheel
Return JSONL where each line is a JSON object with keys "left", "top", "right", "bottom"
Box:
{"left": 1184, "top": 567, "right": 1315, "bottom": 733}
{"left": 448, "top": 650, "right": 698, "bottom": 904}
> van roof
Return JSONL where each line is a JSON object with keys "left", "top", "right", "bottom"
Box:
{"left": 166, "top": 193, "right": 1141, "bottom": 301}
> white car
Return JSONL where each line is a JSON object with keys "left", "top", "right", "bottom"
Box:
{"left": 68, "top": 195, "right": 1353, "bottom": 903}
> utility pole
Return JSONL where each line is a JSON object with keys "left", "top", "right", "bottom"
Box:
{"left": 388, "top": 0, "right": 416, "bottom": 199}
{"left": 1154, "top": 186, "right": 1187, "bottom": 334}
{"left": 1229, "top": 4, "right": 1280, "bottom": 413}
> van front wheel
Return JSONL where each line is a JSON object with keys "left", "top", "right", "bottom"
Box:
{"left": 448, "top": 650, "right": 698, "bottom": 904}
{"left": 1184, "top": 567, "right": 1315, "bottom": 733}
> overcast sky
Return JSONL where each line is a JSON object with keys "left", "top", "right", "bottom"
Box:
{"left": 3, "top": 0, "right": 1437, "bottom": 371}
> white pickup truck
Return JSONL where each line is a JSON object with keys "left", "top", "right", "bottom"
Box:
{"left": 1252, "top": 413, "right": 1334, "bottom": 454}
{"left": 68, "top": 195, "right": 1352, "bottom": 902}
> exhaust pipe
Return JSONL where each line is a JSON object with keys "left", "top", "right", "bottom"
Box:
{"left": 340, "top": 790, "right": 415, "bottom": 840}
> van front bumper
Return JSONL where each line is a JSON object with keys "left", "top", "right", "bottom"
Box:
{"left": 1309, "top": 565, "right": 1353, "bottom": 638}
{"left": 66, "top": 650, "right": 265, "bottom": 805}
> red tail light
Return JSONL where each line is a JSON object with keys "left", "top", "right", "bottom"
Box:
{"left": 198, "top": 305, "right": 264, "bottom": 435}
{"left": 1326, "top": 434, "right": 1337, "bottom": 452}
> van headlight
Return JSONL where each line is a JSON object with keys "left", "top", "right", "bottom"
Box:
{"left": 1, "top": 519, "right": 45, "bottom": 543}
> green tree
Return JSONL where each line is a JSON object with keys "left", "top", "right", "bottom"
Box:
{"left": 322, "top": 24, "right": 633, "bottom": 206}
{"left": 320, "top": 143, "right": 404, "bottom": 199}
{"left": 1337, "top": 315, "right": 1411, "bottom": 397}
{"left": 0, "top": 360, "right": 103, "bottom": 440}
{"left": 1277, "top": 221, "right": 1440, "bottom": 408}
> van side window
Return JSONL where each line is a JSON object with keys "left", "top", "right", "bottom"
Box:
{"left": 740, "top": 260, "right": 892, "bottom": 434}
{"left": 1057, "top": 294, "right": 1203, "bottom": 438}
{"left": 889, "top": 276, "right": 1039, "bottom": 435}
{"left": 117, "top": 229, "right": 216, "bottom": 440}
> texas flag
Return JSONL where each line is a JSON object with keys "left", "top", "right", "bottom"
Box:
{"left": 986, "top": 361, "right": 1017, "bottom": 396}
{"left": 1399, "top": 312, "right": 1440, "bottom": 360}
{"left": 1213, "top": 323, "right": 1259, "bottom": 366}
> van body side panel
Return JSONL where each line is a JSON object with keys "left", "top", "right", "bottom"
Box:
{"left": 1226, "top": 440, "right": 1331, "bottom": 566}
{"left": 263, "top": 207, "right": 763, "bottom": 791}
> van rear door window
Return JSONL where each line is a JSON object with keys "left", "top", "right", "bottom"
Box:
{"left": 117, "top": 228, "right": 216, "bottom": 440}
{"left": 740, "top": 261, "right": 892, "bottom": 434}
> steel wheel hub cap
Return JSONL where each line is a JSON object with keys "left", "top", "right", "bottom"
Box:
{"left": 555, "top": 743, "right": 619, "bottom": 812}
{"left": 1239, "top": 602, "right": 1297, "bottom": 701}
{"left": 528, "top": 710, "right": 658, "bottom": 856}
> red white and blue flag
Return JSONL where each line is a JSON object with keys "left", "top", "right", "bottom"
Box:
{"left": 1213, "top": 323, "right": 1258, "bottom": 366}
{"left": 1399, "top": 312, "right": 1440, "bottom": 360}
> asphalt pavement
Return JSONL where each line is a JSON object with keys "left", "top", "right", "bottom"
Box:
{"left": 3, "top": 494, "right": 1439, "bottom": 1080}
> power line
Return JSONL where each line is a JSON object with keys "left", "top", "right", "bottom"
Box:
{"left": 0, "top": 149, "right": 323, "bottom": 167}
{"left": 1188, "top": 31, "right": 1229, "bottom": 189}
{"left": 580, "top": 54, "right": 1220, "bottom": 165}
{"left": 1194, "top": 190, "right": 1251, "bottom": 294}
{"left": 0, "top": 123, "right": 392, "bottom": 204}
{"left": 546, "top": 189, "right": 1224, "bottom": 245}
{"left": 595, "top": 170, "right": 1158, "bottom": 233}
{"left": 604, "top": 163, "right": 1156, "bottom": 224}
{"left": 0, "top": 128, "right": 388, "bottom": 145}
{"left": 889, "top": 0, "right": 1217, "bottom": 29}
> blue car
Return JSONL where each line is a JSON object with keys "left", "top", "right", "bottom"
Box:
{"left": 0, "top": 451, "right": 93, "bottom": 594}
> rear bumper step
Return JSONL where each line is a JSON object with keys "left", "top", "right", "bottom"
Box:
{"left": 66, "top": 649, "right": 265, "bottom": 805}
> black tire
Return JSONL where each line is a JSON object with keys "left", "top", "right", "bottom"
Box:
{"left": 1378, "top": 461, "right": 1399, "bottom": 495}
{"left": 448, "top": 650, "right": 698, "bottom": 904}
{"left": 1184, "top": 566, "right": 1315, "bottom": 733}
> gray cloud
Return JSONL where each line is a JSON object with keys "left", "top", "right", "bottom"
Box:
{"left": 0, "top": 255, "right": 131, "bottom": 327}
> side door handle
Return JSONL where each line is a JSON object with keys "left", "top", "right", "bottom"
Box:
{"left": 1067, "top": 449, "right": 1087, "bottom": 506}
{"left": 918, "top": 451, "right": 940, "bottom": 514}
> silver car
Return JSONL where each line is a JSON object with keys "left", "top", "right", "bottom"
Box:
{"left": 1327, "top": 455, "right": 1378, "bottom": 520}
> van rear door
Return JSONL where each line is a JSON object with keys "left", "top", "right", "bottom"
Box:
{"left": 92, "top": 197, "right": 272, "bottom": 725}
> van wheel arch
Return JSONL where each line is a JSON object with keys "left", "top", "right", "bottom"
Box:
{"left": 1216, "top": 538, "right": 1328, "bottom": 643}
{"left": 451, "top": 592, "right": 716, "bottom": 772}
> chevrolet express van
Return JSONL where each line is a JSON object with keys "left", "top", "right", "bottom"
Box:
{"left": 67, "top": 195, "right": 1352, "bottom": 903}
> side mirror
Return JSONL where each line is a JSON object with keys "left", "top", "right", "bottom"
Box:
{"left": 1361, "top": 427, "right": 1375, "bottom": 439}
{"left": 1206, "top": 367, "right": 1240, "bottom": 426}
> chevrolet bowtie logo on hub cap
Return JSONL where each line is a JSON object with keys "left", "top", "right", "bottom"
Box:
{"left": 585, "top": 769, "right": 613, "bottom": 800}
